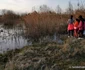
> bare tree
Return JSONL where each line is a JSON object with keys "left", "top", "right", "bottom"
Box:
{"left": 79, "top": 0, "right": 85, "bottom": 10}
{"left": 2, "top": 10, "right": 19, "bottom": 20}
{"left": 67, "top": 1, "right": 74, "bottom": 14}
{"left": 56, "top": 5, "right": 62, "bottom": 14}
{"left": 77, "top": 0, "right": 80, "bottom": 9}
{"left": 39, "top": 5, "right": 51, "bottom": 12}
{"left": 32, "top": 6, "right": 36, "bottom": 12}
{"left": 1, "top": 9, "right": 8, "bottom": 15}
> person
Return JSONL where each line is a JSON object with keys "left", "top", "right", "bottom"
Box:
{"left": 78, "top": 15, "right": 84, "bottom": 38}
{"left": 74, "top": 19, "right": 79, "bottom": 38}
{"left": 83, "top": 19, "right": 85, "bottom": 36}
{"left": 67, "top": 15, "right": 74, "bottom": 37}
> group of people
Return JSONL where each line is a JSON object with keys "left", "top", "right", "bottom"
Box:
{"left": 67, "top": 15, "right": 85, "bottom": 39}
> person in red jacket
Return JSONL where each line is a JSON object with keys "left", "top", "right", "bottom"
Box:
{"left": 67, "top": 15, "right": 74, "bottom": 37}
{"left": 74, "top": 19, "right": 79, "bottom": 38}
{"left": 78, "top": 15, "right": 84, "bottom": 38}
{"left": 83, "top": 19, "right": 85, "bottom": 36}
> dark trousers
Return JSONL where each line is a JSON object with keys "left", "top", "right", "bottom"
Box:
{"left": 68, "top": 30, "right": 74, "bottom": 36}
{"left": 78, "top": 30, "right": 83, "bottom": 37}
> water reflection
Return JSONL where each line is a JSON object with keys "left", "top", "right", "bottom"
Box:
{"left": 0, "top": 25, "right": 63, "bottom": 53}
{"left": 0, "top": 25, "right": 29, "bottom": 53}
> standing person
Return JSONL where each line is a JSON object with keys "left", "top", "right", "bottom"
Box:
{"left": 67, "top": 15, "right": 74, "bottom": 37}
{"left": 78, "top": 15, "right": 84, "bottom": 38}
{"left": 83, "top": 19, "right": 85, "bottom": 36}
{"left": 74, "top": 19, "right": 79, "bottom": 38}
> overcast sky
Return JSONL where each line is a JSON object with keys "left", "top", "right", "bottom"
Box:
{"left": 0, "top": 0, "right": 85, "bottom": 13}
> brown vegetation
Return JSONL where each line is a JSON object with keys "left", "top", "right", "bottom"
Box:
{"left": 0, "top": 3, "right": 85, "bottom": 40}
{"left": 1, "top": 37, "right": 85, "bottom": 70}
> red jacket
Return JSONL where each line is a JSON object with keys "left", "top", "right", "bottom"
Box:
{"left": 68, "top": 24, "right": 74, "bottom": 30}
{"left": 78, "top": 21, "right": 83, "bottom": 30}
{"left": 74, "top": 21, "right": 79, "bottom": 30}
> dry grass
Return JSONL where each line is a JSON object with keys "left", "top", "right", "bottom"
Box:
{"left": 22, "top": 12, "right": 68, "bottom": 41}
{"left": 0, "top": 9, "right": 85, "bottom": 40}
{"left": 0, "top": 9, "right": 85, "bottom": 70}
{"left": 2, "top": 38, "right": 85, "bottom": 70}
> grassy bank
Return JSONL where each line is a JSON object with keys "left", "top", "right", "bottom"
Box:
{"left": 0, "top": 36, "right": 85, "bottom": 70}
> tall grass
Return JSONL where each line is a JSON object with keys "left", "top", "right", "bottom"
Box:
{"left": 0, "top": 9, "right": 85, "bottom": 41}
{"left": 22, "top": 12, "right": 68, "bottom": 41}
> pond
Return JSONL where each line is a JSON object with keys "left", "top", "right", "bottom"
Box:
{"left": 0, "top": 25, "right": 31, "bottom": 53}
{"left": 0, "top": 24, "right": 63, "bottom": 53}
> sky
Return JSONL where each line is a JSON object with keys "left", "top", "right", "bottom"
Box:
{"left": 0, "top": 0, "right": 85, "bottom": 13}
